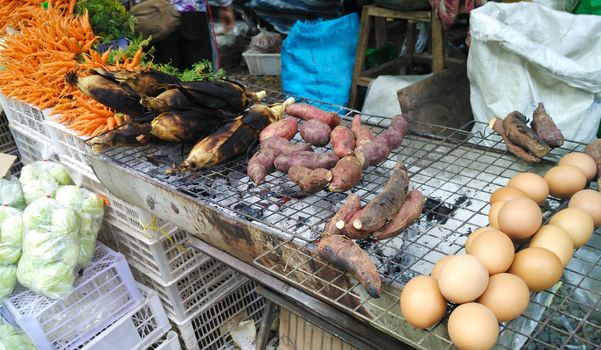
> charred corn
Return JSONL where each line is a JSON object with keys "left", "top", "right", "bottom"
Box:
{"left": 150, "top": 110, "right": 221, "bottom": 143}
{"left": 76, "top": 75, "right": 147, "bottom": 118}
{"left": 87, "top": 122, "right": 152, "bottom": 153}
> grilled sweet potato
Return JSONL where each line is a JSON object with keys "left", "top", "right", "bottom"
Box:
{"left": 261, "top": 136, "right": 311, "bottom": 155}
{"left": 490, "top": 118, "right": 541, "bottom": 163}
{"left": 323, "top": 194, "right": 362, "bottom": 238}
{"left": 300, "top": 119, "right": 331, "bottom": 147}
{"left": 585, "top": 139, "right": 601, "bottom": 179}
{"left": 286, "top": 103, "right": 341, "bottom": 128}
{"left": 378, "top": 115, "right": 408, "bottom": 150}
{"left": 328, "top": 156, "right": 363, "bottom": 192}
{"left": 503, "top": 111, "right": 550, "bottom": 158}
{"left": 351, "top": 115, "right": 374, "bottom": 146}
{"left": 288, "top": 166, "right": 332, "bottom": 193}
{"left": 372, "top": 190, "right": 424, "bottom": 240}
{"left": 274, "top": 151, "right": 339, "bottom": 173}
{"left": 331, "top": 125, "right": 356, "bottom": 158}
{"left": 259, "top": 117, "right": 298, "bottom": 142}
{"left": 355, "top": 140, "right": 390, "bottom": 169}
{"left": 248, "top": 149, "right": 278, "bottom": 185}
{"left": 532, "top": 103, "right": 564, "bottom": 147}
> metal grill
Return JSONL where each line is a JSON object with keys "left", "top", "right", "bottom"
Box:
{"left": 99, "top": 89, "right": 600, "bottom": 349}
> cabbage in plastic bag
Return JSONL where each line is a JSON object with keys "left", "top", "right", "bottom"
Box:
{"left": 0, "top": 265, "right": 16, "bottom": 301}
{"left": 0, "top": 322, "right": 36, "bottom": 350}
{"left": 56, "top": 186, "right": 104, "bottom": 268}
{"left": 17, "top": 197, "right": 80, "bottom": 299}
{"left": 0, "top": 180, "right": 25, "bottom": 210}
{"left": 0, "top": 207, "right": 23, "bottom": 265}
{"left": 250, "top": 28, "right": 282, "bottom": 53}
{"left": 19, "top": 161, "right": 73, "bottom": 204}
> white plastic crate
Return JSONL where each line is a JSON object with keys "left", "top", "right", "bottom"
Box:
{"left": 2, "top": 243, "right": 143, "bottom": 350}
{"left": 130, "top": 258, "right": 242, "bottom": 323}
{"left": 148, "top": 331, "right": 181, "bottom": 350}
{"left": 45, "top": 119, "right": 95, "bottom": 177}
{"left": 82, "top": 284, "right": 170, "bottom": 350}
{"left": 98, "top": 216, "right": 208, "bottom": 284}
{"left": 242, "top": 50, "right": 281, "bottom": 75}
{"left": 0, "top": 110, "right": 16, "bottom": 152}
{"left": 9, "top": 123, "right": 58, "bottom": 164}
{"left": 172, "top": 279, "right": 266, "bottom": 350}
{"left": 6, "top": 148, "right": 24, "bottom": 177}
{"left": 0, "top": 94, "right": 51, "bottom": 140}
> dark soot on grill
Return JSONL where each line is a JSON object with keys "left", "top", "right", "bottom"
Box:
{"left": 234, "top": 203, "right": 264, "bottom": 220}
{"left": 424, "top": 195, "right": 470, "bottom": 224}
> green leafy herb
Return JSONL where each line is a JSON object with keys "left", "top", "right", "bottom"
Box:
{"left": 75, "top": 0, "right": 135, "bottom": 43}
{"left": 150, "top": 60, "right": 227, "bottom": 82}
{"left": 105, "top": 36, "right": 154, "bottom": 66}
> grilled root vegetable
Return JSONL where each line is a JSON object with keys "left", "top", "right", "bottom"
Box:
{"left": 503, "top": 111, "right": 550, "bottom": 158}
{"left": 378, "top": 115, "right": 408, "bottom": 150}
{"left": 331, "top": 125, "right": 356, "bottom": 158}
{"left": 329, "top": 156, "right": 363, "bottom": 192}
{"left": 274, "top": 151, "right": 339, "bottom": 173}
{"left": 351, "top": 115, "right": 374, "bottom": 146}
{"left": 585, "top": 139, "right": 601, "bottom": 179}
{"left": 490, "top": 118, "right": 541, "bottom": 163}
{"left": 355, "top": 140, "right": 390, "bottom": 169}
{"left": 248, "top": 149, "right": 278, "bottom": 185}
{"left": 259, "top": 118, "right": 298, "bottom": 142}
{"left": 261, "top": 136, "right": 311, "bottom": 155}
{"left": 286, "top": 103, "right": 341, "bottom": 128}
{"left": 318, "top": 235, "right": 381, "bottom": 298}
{"left": 323, "top": 194, "right": 362, "bottom": 238}
{"left": 300, "top": 119, "right": 331, "bottom": 147}
{"left": 288, "top": 166, "right": 332, "bottom": 193}
{"left": 77, "top": 75, "right": 147, "bottom": 119}
{"left": 344, "top": 162, "right": 409, "bottom": 239}
{"left": 150, "top": 110, "right": 221, "bottom": 142}
{"left": 87, "top": 122, "right": 152, "bottom": 153}
{"left": 532, "top": 103, "right": 564, "bottom": 147}
{"left": 372, "top": 190, "right": 424, "bottom": 240}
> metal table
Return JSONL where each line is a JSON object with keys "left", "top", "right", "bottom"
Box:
{"left": 90, "top": 90, "right": 600, "bottom": 349}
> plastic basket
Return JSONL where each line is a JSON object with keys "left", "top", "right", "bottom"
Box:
{"left": 98, "top": 216, "right": 208, "bottom": 284}
{"left": 148, "top": 331, "right": 182, "bottom": 350}
{"left": 242, "top": 50, "right": 281, "bottom": 75}
{"left": 0, "top": 94, "right": 51, "bottom": 140}
{"left": 0, "top": 110, "right": 16, "bottom": 152}
{"left": 172, "top": 279, "right": 266, "bottom": 350}
{"left": 45, "top": 119, "right": 95, "bottom": 177}
{"left": 9, "top": 123, "right": 58, "bottom": 164}
{"left": 5, "top": 148, "right": 24, "bottom": 177}
{"left": 2, "top": 243, "right": 143, "bottom": 350}
{"left": 130, "top": 259, "right": 242, "bottom": 323}
{"left": 81, "top": 284, "right": 170, "bottom": 350}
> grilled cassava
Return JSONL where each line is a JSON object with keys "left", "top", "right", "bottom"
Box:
{"left": 532, "top": 103, "right": 564, "bottom": 148}
{"left": 177, "top": 98, "right": 294, "bottom": 171}
{"left": 372, "top": 190, "right": 425, "bottom": 240}
{"left": 76, "top": 74, "right": 147, "bottom": 119}
{"left": 503, "top": 111, "right": 550, "bottom": 158}
{"left": 318, "top": 235, "right": 381, "bottom": 298}
{"left": 490, "top": 118, "right": 541, "bottom": 163}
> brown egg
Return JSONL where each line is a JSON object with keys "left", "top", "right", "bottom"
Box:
{"left": 549, "top": 207, "right": 594, "bottom": 248}
{"left": 498, "top": 198, "right": 542, "bottom": 240}
{"left": 529, "top": 225, "right": 574, "bottom": 267}
{"left": 569, "top": 189, "right": 601, "bottom": 227}
{"left": 544, "top": 165, "right": 587, "bottom": 199}
{"left": 477, "top": 273, "right": 530, "bottom": 322}
{"left": 559, "top": 152, "right": 597, "bottom": 181}
{"left": 488, "top": 201, "right": 506, "bottom": 229}
{"left": 400, "top": 275, "right": 447, "bottom": 329}
{"left": 509, "top": 247, "right": 563, "bottom": 291}
{"left": 438, "top": 255, "right": 489, "bottom": 304}
{"left": 448, "top": 303, "right": 499, "bottom": 350}
{"left": 431, "top": 255, "right": 455, "bottom": 280}
{"left": 490, "top": 187, "right": 527, "bottom": 205}
{"left": 465, "top": 227, "right": 496, "bottom": 254}
{"left": 507, "top": 173, "right": 549, "bottom": 204}
{"left": 470, "top": 230, "right": 515, "bottom": 275}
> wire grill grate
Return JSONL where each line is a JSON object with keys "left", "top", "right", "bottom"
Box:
{"left": 98, "top": 88, "right": 600, "bottom": 349}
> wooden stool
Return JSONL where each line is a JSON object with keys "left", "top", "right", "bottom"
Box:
{"left": 349, "top": 5, "right": 447, "bottom": 109}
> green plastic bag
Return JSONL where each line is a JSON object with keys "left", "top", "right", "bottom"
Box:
{"left": 0, "top": 322, "right": 35, "bottom": 350}
{"left": 575, "top": 0, "right": 601, "bottom": 14}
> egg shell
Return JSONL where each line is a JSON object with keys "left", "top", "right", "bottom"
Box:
{"left": 559, "top": 152, "right": 597, "bottom": 181}
{"left": 470, "top": 230, "right": 515, "bottom": 275}
{"left": 507, "top": 173, "right": 549, "bottom": 204}
{"left": 431, "top": 255, "right": 455, "bottom": 280}
{"left": 438, "top": 255, "right": 489, "bottom": 304}
{"left": 529, "top": 225, "right": 574, "bottom": 267}
{"left": 569, "top": 189, "right": 601, "bottom": 227}
{"left": 498, "top": 198, "right": 542, "bottom": 240}
{"left": 544, "top": 165, "right": 587, "bottom": 199}
{"left": 465, "top": 227, "right": 496, "bottom": 254}
{"left": 509, "top": 247, "right": 563, "bottom": 291}
{"left": 488, "top": 201, "right": 506, "bottom": 230}
{"left": 549, "top": 207, "right": 594, "bottom": 248}
{"left": 477, "top": 273, "right": 530, "bottom": 322}
{"left": 490, "top": 187, "right": 526, "bottom": 205}
{"left": 400, "top": 275, "right": 447, "bottom": 329}
{"left": 448, "top": 303, "right": 499, "bottom": 350}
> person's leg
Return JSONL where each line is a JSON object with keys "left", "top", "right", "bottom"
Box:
{"left": 178, "top": 11, "right": 213, "bottom": 70}
{"left": 152, "top": 29, "right": 182, "bottom": 69}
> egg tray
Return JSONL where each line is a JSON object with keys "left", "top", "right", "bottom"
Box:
{"left": 252, "top": 120, "right": 600, "bottom": 350}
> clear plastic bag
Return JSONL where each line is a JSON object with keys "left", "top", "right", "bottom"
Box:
{"left": 0, "top": 265, "right": 17, "bottom": 301}
{"left": 55, "top": 186, "right": 105, "bottom": 268}
{"left": 16, "top": 198, "right": 81, "bottom": 299}
{"left": 250, "top": 28, "right": 282, "bottom": 53}
{"left": 0, "top": 180, "right": 25, "bottom": 210}
{"left": 19, "top": 161, "right": 73, "bottom": 205}
{"left": 0, "top": 206, "right": 23, "bottom": 265}
{"left": 0, "top": 322, "right": 36, "bottom": 350}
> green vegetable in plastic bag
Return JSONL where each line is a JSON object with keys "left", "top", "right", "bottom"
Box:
{"left": 0, "top": 265, "right": 16, "bottom": 301}
{"left": 17, "top": 198, "right": 80, "bottom": 299}
{"left": 19, "top": 161, "right": 73, "bottom": 204}
{"left": 56, "top": 186, "right": 104, "bottom": 268}
{"left": 0, "top": 322, "right": 36, "bottom": 350}
{"left": 0, "top": 207, "right": 23, "bottom": 265}
{"left": 0, "top": 180, "right": 25, "bottom": 210}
